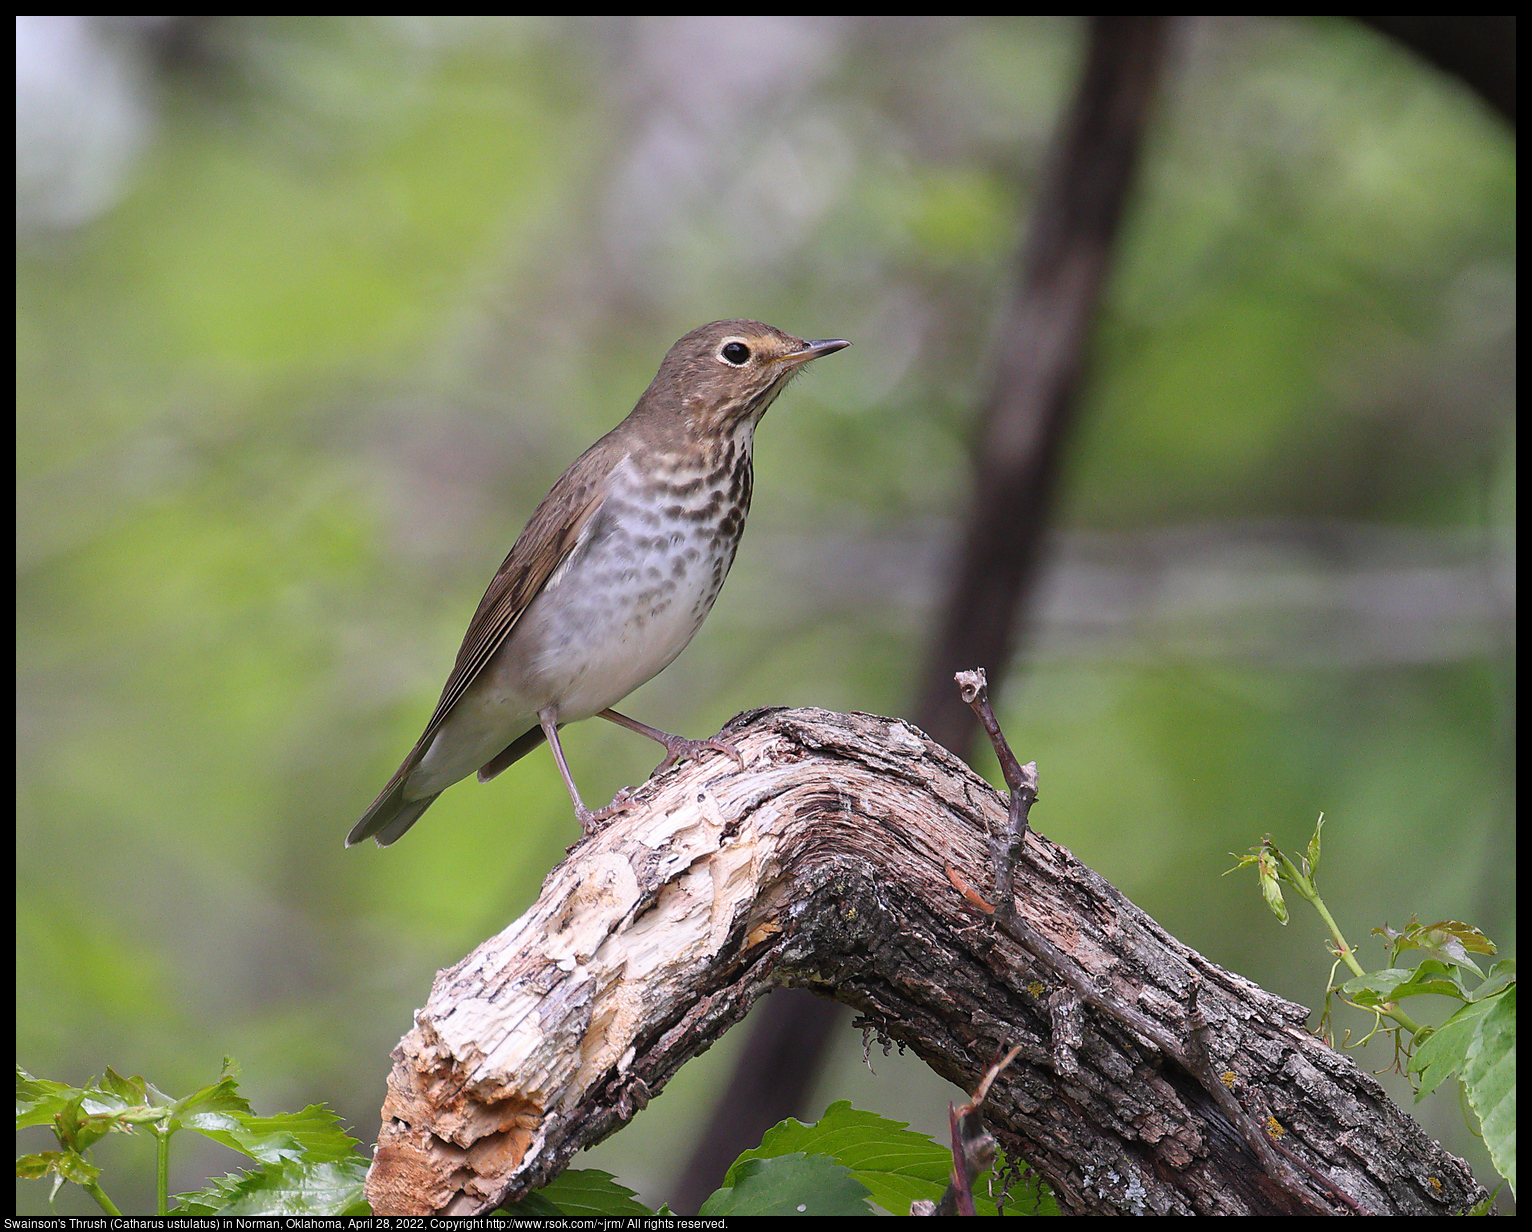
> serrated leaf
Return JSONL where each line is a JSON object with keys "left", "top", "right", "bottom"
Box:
{"left": 172, "top": 1157, "right": 369, "bottom": 1215}
{"left": 1384, "top": 918, "right": 1495, "bottom": 975}
{"left": 188, "top": 1104, "right": 361, "bottom": 1166}
{"left": 1342, "top": 968, "right": 1423, "bottom": 1007}
{"left": 99, "top": 1068, "right": 149, "bottom": 1107}
{"left": 701, "top": 1153, "right": 872, "bottom": 1216}
{"left": 236, "top": 1106, "right": 363, "bottom": 1163}
{"left": 1386, "top": 960, "right": 1474, "bottom": 1002}
{"left": 1343, "top": 962, "right": 1470, "bottom": 1008}
{"left": 15, "top": 1151, "right": 69, "bottom": 1180}
{"left": 496, "top": 1189, "right": 564, "bottom": 1216}
{"left": 1425, "top": 921, "right": 1497, "bottom": 957}
{"left": 53, "top": 1150, "right": 102, "bottom": 1186}
{"left": 1469, "top": 959, "right": 1517, "bottom": 1004}
{"left": 1409, "top": 998, "right": 1497, "bottom": 1100}
{"left": 15, "top": 1067, "right": 79, "bottom": 1128}
{"left": 499, "top": 1168, "right": 652, "bottom": 1217}
{"left": 1462, "top": 988, "right": 1515, "bottom": 1195}
{"left": 173, "top": 1076, "right": 253, "bottom": 1120}
{"left": 55, "top": 1097, "right": 115, "bottom": 1153}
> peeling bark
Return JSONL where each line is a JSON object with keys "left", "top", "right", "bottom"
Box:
{"left": 365, "top": 706, "right": 1487, "bottom": 1216}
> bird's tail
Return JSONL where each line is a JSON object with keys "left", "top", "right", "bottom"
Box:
{"left": 346, "top": 770, "right": 441, "bottom": 848}
{"left": 348, "top": 723, "right": 545, "bottom": 848}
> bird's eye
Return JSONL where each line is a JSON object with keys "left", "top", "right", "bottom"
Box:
{"left": 720, "top": 341, "right": 751, "bottom": 365}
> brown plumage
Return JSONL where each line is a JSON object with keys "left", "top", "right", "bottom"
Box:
{"left": 348, "top": 320, "right": 849, "bottom": 847}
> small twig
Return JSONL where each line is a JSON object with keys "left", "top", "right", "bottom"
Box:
{"left": 923, "top": 1045, "right": 1024, "bottom": 1216}
{"left": 954, "top": 669, "right": 1037, "bottom": 926}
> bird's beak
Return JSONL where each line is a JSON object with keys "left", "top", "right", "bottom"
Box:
{"left": 780, "top": 337, "right": 851, "bottom": 368}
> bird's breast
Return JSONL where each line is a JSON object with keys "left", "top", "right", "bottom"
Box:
{"left": 498, "top": 438, "right": 755, "bottom": 720}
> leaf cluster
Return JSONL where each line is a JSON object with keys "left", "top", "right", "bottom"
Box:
{"left": 1230, "top": 816, "right": 1516, "bottom": 1199}
{"left": 15, "top": 1062, "right": 368, "bottom": 1215}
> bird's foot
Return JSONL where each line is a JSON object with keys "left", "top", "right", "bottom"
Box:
{"left": 653, "top": 733, "right": 746, "bottom": 775}
{"left": 598, "top": 710, "right": 748, "bottom": 776}
{"left": 578, "top": 786, "right": 638, "bottom": 836}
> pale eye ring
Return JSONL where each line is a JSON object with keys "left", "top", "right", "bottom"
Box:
{"left": 720, "top": 340, "right": 751, "bottom": 365}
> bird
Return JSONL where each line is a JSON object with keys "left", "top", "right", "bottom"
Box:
{"left": 347, "top": 320, "right": 850, "bottom": 847}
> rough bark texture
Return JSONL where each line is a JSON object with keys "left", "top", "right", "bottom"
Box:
{"left": 365, "top": 706, "right": 1487, "bottom": 1216}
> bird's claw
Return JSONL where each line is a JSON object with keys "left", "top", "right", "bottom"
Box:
{"left": 578, "top": 786, "right": 638, "bottom": 836}
{"left": 654, "top": 735, "right": 746, "bottom": 775}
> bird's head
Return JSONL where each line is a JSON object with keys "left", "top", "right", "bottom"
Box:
{"left": 639, "top": 319, "right": 850, "bottom": 438}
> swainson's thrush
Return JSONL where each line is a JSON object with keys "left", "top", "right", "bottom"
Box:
{"left": 348, "top": 320, "right": 849, "bottom": 847}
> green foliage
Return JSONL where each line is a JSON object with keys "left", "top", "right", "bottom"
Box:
{"left": 701, "top": 1153, "right": 873, "bottom": 1216}
{"left": 1460, "top": 989, "right": 1515, "bottom": 1197}
{"left": 173, "top": 1160, "right": 370, "bottom": 1216}
{"left": 15, "top": 1062, "right": 367, "bottom": 1215}
{"left": 20, "top": 1065, "right": 1051, "bottom": 1217}
{"left": 497, "top": 1169, "right": 651, "bottom": 1217}
{"left": 1232, "top": 817, "right": 1516, "bottom": 1198}
{"left": 722, "top": 1099, "right": 1051, "bottom": 1216}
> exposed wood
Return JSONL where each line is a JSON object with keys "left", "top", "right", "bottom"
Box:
{"left": 365, "top": 705, "right": 1485, "bottom": 1216}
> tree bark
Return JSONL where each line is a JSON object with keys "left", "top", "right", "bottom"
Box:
{"left": 363, "top": 706, "right": 1486, "bottom": 1216}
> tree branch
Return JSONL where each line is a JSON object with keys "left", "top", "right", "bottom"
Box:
{"left": 363, "top": 705, "right": 1485, "bottom": 1216}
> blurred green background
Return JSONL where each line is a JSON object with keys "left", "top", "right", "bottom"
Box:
{"left": 16, "top": 15, "right": 1514, "bottom": 1214}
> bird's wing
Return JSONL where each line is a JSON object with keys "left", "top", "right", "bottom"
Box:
{"left": 409, "top": 446, "right": 620, "bottom": 754}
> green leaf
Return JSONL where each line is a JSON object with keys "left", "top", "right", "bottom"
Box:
{"left": 238, "top": 1106, "right": 364, "bottom": 1163}
{"left": 172, "top": 1157, "right": 370, "bottom": 1216}
{"left": 1343, "top": 962, "right": 1472, "bottom": 1008}
{"left": 1408, "top": 922, "right": 1493, "bottom": 975}
{"left": 729, "top": 1101, "right": 950, "bottom": 1215}
{"left": 722, "top": 1100, "right": 1043, "bottom": 1216}
{"left": 54, "top": 1096, "right": 116, "bottom": 1153}
{"left": 701, "top": 1153, "right": 873, "bottom": 1216}
{"left": 1468, "top": 958, "right": 1517, "bottom": 1004}
{"left": 1409, "top": 997, "right": 1497, "bottom": 1100}
{"left": 1257, "top": 849, "right": 1288, "bottom": 924}
{"left": 15, "top": 1067, "right": 79, "bottom": 1129}
{"left": 496, "top": 1188, "right": 564, "bottom": 1216}
{"left": 1375, "top": 916, "right": 1496, "bottom": 973}
{"left": 1462, "top": 987, "right": 1515, "bottom": 1195}
{"left": 15, "top": 1151, "right": 76, "bottom": 1181}
{"left": 189, "top": 1104, "right": 360, "bottom": 1165}
{"left": 498, "top": 1168, "right": 652, "bottom": 1217}
{"left": 1304, "top": 813, "right": 1323, "bottom": 882}
{"left": 172, "top": 1076, "right": 254, "bottom": 1121}
{"left": 99, "top": 1067, "right": 170, "bottom": 1109}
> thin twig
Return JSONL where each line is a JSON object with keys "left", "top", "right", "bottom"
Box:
{"left": 954, "top": 669, "right": 1037, "bottom": 926}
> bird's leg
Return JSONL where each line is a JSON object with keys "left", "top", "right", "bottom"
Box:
{"left": 539, "top": 710, "right": 607, "bottom": 835}
{"left": 599, "top": 708, "right": 746, "bottom": 774}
